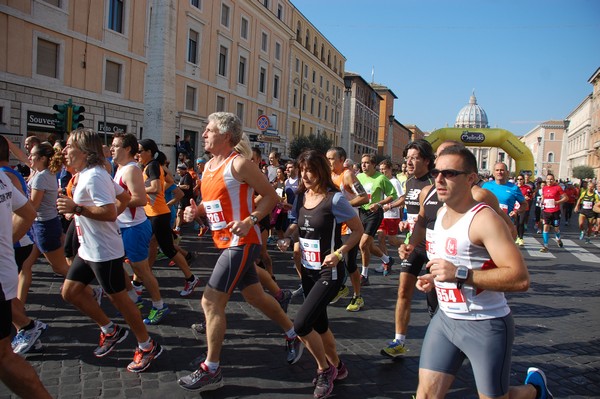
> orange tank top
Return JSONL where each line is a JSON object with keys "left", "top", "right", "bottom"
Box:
{"left": 201, "top": 152, "right": 261, "bottom": 249}
{"left": 143, "top": 160, "right": 170, "bottom": 217}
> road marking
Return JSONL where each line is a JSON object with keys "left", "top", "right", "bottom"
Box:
{"left": 561, "top": 239, "right": 600, "bottom": 264}
{"left": 523, "top": 237, "right": 555, "bottom": 258}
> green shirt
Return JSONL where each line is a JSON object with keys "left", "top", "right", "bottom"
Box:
{"left": 356, "top": 171, "right": 397, "bottom": 211}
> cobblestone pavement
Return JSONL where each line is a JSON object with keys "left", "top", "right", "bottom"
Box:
{"left": 1, "top": 226, "right": 599, "bottom": 398}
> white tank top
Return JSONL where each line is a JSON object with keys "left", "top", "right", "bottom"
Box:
{"left": 433, "top": 203, "right": 510, "bottom": 320}
{"left": 114, "top": 162, "right": 148, "bottom": 228}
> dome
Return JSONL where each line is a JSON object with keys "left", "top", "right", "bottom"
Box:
{"left": 455, "top": 91, "right": 489, "bottom": 129}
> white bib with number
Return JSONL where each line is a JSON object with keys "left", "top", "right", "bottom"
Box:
{"left": 204, "top": 199, "right": 227, "bottom": 230}
{"left": 543, "top": 198, "right": 555, "bottom": 209}
{"left": 299, "top": 237, "right": 322, "bottom": 270}
{"left": 435, "top": 282, "right": 468, "bottom": 313}
{"left": 582, "top": 200, "right": 593, "bottom": 210}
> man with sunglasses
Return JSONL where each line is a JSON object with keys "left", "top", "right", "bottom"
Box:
{"left": 482, "top": 162, "right": 526, "bottom": 225}
{"left": 415, "top": 145, "right": 552, "bottom": 399}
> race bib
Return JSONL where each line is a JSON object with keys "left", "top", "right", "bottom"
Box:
{"left": 425, "top": 228, "right": 436, "bottom": 258}
{"left": 582, "top": 200, "right": 593, "bottom": 210}
{"left": 74, "top": 216, "right": 85, "bottom": 244}
{"left": 435, "top": 284, "right": 468, "bottom": 313}
{"left": 544, "top": 198, "right": 555, "bottom": 209}
{"left": 299, "top": 237, "right": 322, "bottom": 270}
{"left": 407, "top": 213, "right": 418, "bottom": 232}
{"left": 499, "top": 203, "right": 509, "bottom": 213}
{"left": 204, "top": 199, "right": 227, "bottom": 230}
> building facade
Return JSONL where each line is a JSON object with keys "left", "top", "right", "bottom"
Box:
{"left": 521, "top": 120, "right": 568, "bottom": 179}
{"left": 564, "top": 95, "right": 592, "bottom": 179}
{"left": 588, "top": 67, "right": 600, "bottom": 179}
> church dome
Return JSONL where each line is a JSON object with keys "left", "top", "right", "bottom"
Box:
{"left": 455, "top": 92, "right": 489, "bottom": 128}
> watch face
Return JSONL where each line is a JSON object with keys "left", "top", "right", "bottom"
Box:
{"left": 457, "top": 267, "right": 468, "bottom": 279}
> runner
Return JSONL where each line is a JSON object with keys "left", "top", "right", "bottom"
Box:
{"left": 540, "top": 173, "right": 568, "bottom": 252}
{"left": 57, "top": 128, "right": 162, "bottom": 373}
{"left": 574, "top": 181, "right": 599, "bottom": 244}
{"left": 515, "top": 174, "right": 533, "bottom": 246}
{"left": 376, "top": 159, "right": 404, "bottom": 275}
{"left": 481, "top": 163, "right": 526, "bottom": 229}
{"left": 414, "top": 145, "right": 552, "bottom": 399}
{"left": 111, "top": 133, "right": 170, "bottom": 325}
{"left": 326, "top": 147, "right": 368, "bottom": 310}
{"left": 277, "top": 150, "right": 363, "bottom": 398}
{"left": 178, "top": 112, "right": 302, "bottom": 392}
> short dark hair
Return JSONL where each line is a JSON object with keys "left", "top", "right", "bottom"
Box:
{"left": 438, "top": 145, "right": 478, "bottom": 174}
{"left": 405, "top": 139, "right": 435, "bottom": 170}
{"left": 327, "top": 146, "right": 347, "bottom": 161}
{"left": 0, "top": 135, "right": 9, "bottom": 162}
{"left": 114, "top": 133, "right": 138, "bottom": 156}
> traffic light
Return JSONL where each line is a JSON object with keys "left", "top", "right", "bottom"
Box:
{"left": 53, "top": 103, "right": 68, "bottom": 132}
{"left": 71, "top": 105, "right": 85, "bottom": 130}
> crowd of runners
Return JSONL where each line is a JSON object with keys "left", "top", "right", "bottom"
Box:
{"left": 3, "top": 111, "right": 598, "bottom": 397}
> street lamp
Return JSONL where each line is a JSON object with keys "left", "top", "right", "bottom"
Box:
{"left": 342, "top": 76, "right": 353, "bottom": 157}
{"left": 387, "top": 114, "right": 394, "bottom": 160}
{"left": 537, "top": 136, "right": 543, "bottom": 178}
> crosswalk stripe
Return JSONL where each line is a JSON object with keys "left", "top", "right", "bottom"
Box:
{"left": 560, "top": 239, "right": 600, "bottom": 263}
{"left": 523, "top": 237, "right": 555, "bottom": 258}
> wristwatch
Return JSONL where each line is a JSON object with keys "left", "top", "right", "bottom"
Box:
{"left": 74, "top": 205, "right": 84, "bottom": 216}
{"left": 249, "top": 214, "right": 259, "bottom": 225}
{"left": 455, "top": 266, "right": 469, "bottom": 289}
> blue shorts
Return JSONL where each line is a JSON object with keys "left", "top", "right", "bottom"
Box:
{"left": 121, "top": 219, "right": 152, "bottom": 263}
{"left": 32, "top": 217, "right": 63, "bottom": 253}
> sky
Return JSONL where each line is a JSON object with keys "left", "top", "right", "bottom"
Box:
{"left": 296, "top": 0, "right": 600, "bottom": 136}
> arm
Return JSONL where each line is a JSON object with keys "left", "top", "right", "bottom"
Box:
{"left": 120, "top": 166, "right": 147, "bottom": 208}
{"left": 473, "top": 186, "right": 517, "bottom": 239}
{"left": 556, "top": 192, "right": 569, "bottom": 205}
{"left": 166, "top": 186, "right": 184, "bottom": 207}
{"left": 6, "top": 138, "right": 30, "bottom": 165}
{"left": 115, "top": 189, "right": 131, "bottom": 215}
{"left": 163, "top": 166, "right": 175, "bottom": 186}
{"left": 56, "top": 195, "right": 119, "bottom": 222}
{"left": 343, "top": 171, "right": 368, "bottom": 207}
{"left": 13, "top": 201, "right": 36, "bottom": 244}
{"left": 29, "top": 188, "right": 45, "bottom": 211}
{"left": 400, "top": 187, "right": 429, "bottom": 259}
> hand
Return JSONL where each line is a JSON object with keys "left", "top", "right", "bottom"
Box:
{"left": 399, "top": 243, "right": 414, "bottom": 260}
{"left": 277, "top": 238, "right": 291, "bottom": 252}
{"left": 321, "top": 253, "right": 340, "bottom": 268}
{"left": 56, "top": 193, "right": 76, "bottom": 215}
{"left": 368, "top": 203, "right": 380, "bottom": 212}
{"left": 398, "top": 221, "right": 410, "bottom": 232}
{"left": 416, "top": 274, "right": 435, "bottom": 293}
{"left": 425, "top": 258, "right": 458, "bottom": 283}
{"left": 226, "top": 218, "right": 252, "bottom": 237}
{"left": 183, "top": 199, "right": 198, "bottom": 222}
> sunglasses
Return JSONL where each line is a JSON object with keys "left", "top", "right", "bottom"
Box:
{"left": 430, "top": 169, "right": 469, "bottom": 179}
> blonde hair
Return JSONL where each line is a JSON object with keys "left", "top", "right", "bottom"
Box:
{"left": 233, "top": 134, "right": 252, "bottom": 160}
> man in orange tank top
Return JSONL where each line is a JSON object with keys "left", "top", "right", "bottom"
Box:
{"left": 178, "top": 112, "right": 303, "bottom": 392}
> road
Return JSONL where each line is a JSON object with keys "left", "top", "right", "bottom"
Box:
{"left": 1, "top": 222, "right": 599, "bottom": 398}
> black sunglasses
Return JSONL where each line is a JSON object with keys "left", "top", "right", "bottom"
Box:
{"left": 430, "top": 169, "right": 469, "bottom": 179}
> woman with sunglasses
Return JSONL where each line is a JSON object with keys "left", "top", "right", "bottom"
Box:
{"left": 514, "top": 174, "right": 533, "bottom": 246}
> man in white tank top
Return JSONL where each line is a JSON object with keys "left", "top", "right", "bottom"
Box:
{"left": 414, "top": 145, "right": 553, "bottom": 399}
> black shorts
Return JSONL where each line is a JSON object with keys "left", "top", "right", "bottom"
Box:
{"left": 64, "top": 218, "right": 80, "bottom": 259}
{"left": 0, "top": 299, "right": 11, "bottom": 340}
{"left": 400, "top": 247, "right": 429, "bottom": 277}
{"left": 359, "top": 208, "right": 384, "bottom": 237}
{"left": 542, "top": 210, "right": 561, "bottom": 227}
{"left": 14, "top": 245, "right": 33, "bottom": 274}
{"left": 258, "top": 215, "right": 271, "bottom": 232}
{"left": 149, "top": 213, "right": 178, "bottom": 259}
{"left": 66, "top": 255, "right": 126, "bottom": 295}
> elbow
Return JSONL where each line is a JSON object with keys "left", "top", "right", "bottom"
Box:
{"left": 515, "top": 274, "right": 530, "bottom": 292}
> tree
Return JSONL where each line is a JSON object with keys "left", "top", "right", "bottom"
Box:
{"left": 572, "top": 165, "right": 595, "bottom": 180}
{"left": 288, "top": 134, "right": 333, "bottom": 159}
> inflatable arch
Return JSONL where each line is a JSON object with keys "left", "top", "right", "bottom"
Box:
{"left": 425, "top": 128, "right": 534, "bottom": 176}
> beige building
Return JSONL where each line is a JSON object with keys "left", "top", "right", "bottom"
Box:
{"left": 0, "top": 0, "right": 345, "bottom": 162}
{"left": 521, "top": 120, "right": 568, "bottom": 179}
{"left": 564, "top": 95, "right": 592, "bottom": 179}
{"left": 588, "top": 67, "right": 600, "bottom": 179}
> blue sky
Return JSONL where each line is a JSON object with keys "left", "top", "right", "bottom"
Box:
{"left": 296, "top": 0, "right": 600, "bottom": 136}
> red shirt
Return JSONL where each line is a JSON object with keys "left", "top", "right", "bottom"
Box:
{"left": 542, "top": 184, "right": 564, "bottom": 213}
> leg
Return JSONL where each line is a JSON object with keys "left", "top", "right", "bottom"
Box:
{"left": 0, "top": 336, "right": 51, "bottom": 399}
{"left": 395, "top": 272, "right": 418, "bottom": 336}
{"left": 241, "top": 282, "right": 294, "bottom": 331}
{"left": 107, "top": 290, "right": 149, "bottom": 343}
{"left": 416, "top": 369, "right": 455, "bottom": 399}
{"left": 42, "top": 247, "right": 70, "bottom": 277}
{"left": 62, "top": 279, "right": 112, "bottom": 327}
{"left": 202, "top": 287, "right": 230, "bottom": 363}
{"left": 131, "top": 260, "right": 162, "bottom": 302}
{"left": 17, "top": 245, "right": 40, "bottom": 303}
{"left": 359, "top": 234, "right": 373, "bottom": 269}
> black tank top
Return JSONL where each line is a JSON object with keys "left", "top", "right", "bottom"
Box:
{"left": 405, "top": 173, "right": 434, "bottom": 216}
{"left": 297, "top": 192, "right": 342, "bottom": 260}
{"left": 423, "top": 186, "right": 441, "bottom": 230}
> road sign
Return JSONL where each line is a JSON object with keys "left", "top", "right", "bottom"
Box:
{"left": 257, "top": 114, "right": 270, "bottom": 131}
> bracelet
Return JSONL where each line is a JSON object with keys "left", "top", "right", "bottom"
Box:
{"left": 333, "top": 251, "right": 343, "bottom": 261}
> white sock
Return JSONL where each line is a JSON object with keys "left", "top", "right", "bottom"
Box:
{"left": 381, "top": 254, "right": 390, "bottom": 263}
{"left": 152, "top": 300, "right": 165, "bottom": 310}
{"left": 361, "top": 267, "right": 369, "bottom": 277}
{"left": 285, "top": 328, "right": 296, "bottom": 339}
{"left": 100, "top": 322, "right": 114, "bottom": 334}
{"left": 394, "top": 334, "right": 406, "bottom": 344}
{"left": 204, "top": 360, "right": 219, "bottom": 373}
{"left": 138, "top": 338, "right": 152, "bottom": 351}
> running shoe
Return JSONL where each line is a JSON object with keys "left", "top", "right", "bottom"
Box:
{"left": 556, "top": 239, "right": 564, "bottom": 248}
{"left": 579, "top": 231, "right": 585, "bottom": 240}
{"left": 156, "top": 251, "right": 168, "bottom": 261}
{"left": 539, "top": 246, "right": 548, "bottom": 253}
{"left": 585, "top": 238, "right": 592, "bottom": 244}
{"left": 360, "top": 275, "right": 370, "bottom": 286}
{"left": 336, "top": 361, "right": 348, "bottom": 381}
{"left": 524, "top": 367, "right": 553, "bottom": 399}
{"left": 191, "top": 322, "right": 206, "bottom": 340}
{"left": 313, "top": 365, "right": 338, "bottom": 399}
{"left": 12, "top": 320, "right": 48, "bottom": 355}
{"left": 180, "top": 276, "right": 201, "bottom": 297}
{"left": 135, "top": 296, "right": 145, "bottom": 310}
{"left": 178, "top": 362, "right": 224, "bottom": 392}
{"left": 291, "top": 284, "right": 304, "bottom": 298}
{"left": 94, "top": 325, "right": 129, "bottom": 358}
{"left": 92, "top": 286, "right": 104, "bottom": 306}
{"left": 276, "top": 289, "right": 293, "bottom": 313}
{"left": 286, "top": 336, "right": 304, "bottom": 364}
{"left": 330, "top": 285, "right": 350, "bottom": 304}
{"left": 374, "top": 264, "right": 385, "bottom": 273}
{"left": 168, "top": 260, "right": 176, "bottom": 267}
{"left": 517, "top": 238, "right": 525, "bottom": 247}
{"left": 127, "top": 340, "right": 163, "bottom": 372}
{"left": 383, "top": 257, "right": 395, "bottom": 276}
{"left": 380, "top": 339, "right": 408, "bottom": 358}
{"left": 346, "top": 296, "right": 364, "bottom": 312}
{"left": 143, "top": 305, "right": 171, "bottom": 325}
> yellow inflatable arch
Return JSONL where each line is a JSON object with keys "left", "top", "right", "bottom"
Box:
{"left": 425, "top": 128, "right": 534, "bottom": 176}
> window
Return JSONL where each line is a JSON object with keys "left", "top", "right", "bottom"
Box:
{"left": 261, "top": 32, "right": 268, "bottom": 52}
{"left": 318, "top": 102, "right": 321, "bottom": 118}
{"left": 218, "top": 45, "right": 228, "bottom": 76}
{"left": 262, "top": 0, "right": 269, "bottom": 9}
{"left": 324, "top": 105, "right": 328, "bottom": 120}
{"left": 302, "top": 94, "right": 306, "bottom": 111}
{"left": 185, "top": 86, "right": 196, "bottom": 111}
{"left": 319, "top": 75, "right": 323, "bottom": 88}
{"left": 310, "top": 98, "right": 314, "bottom": 114}
{"left": 303, "top": 65, "right": 308, "bottom": 79}
{"left": 295, "top": 58, "right": 300, "bottom": 73}
{"left": 238, "top": 56, "right": 246, "bottom": 84}
{"left": 42, "top": 0, "right": 61, "bottom": 6}
{"left": 36, "top": 38, "right": 59, "bottom": 78}
{"left": 221, "top": 4, "right": 230, "bottom": 27}
{"left": 236, "top": 102, "right": 244, "bottom": 122}
{"left": 108, "top": 0, "right": 124, "bottom": 33}
{"left": 191, "top": 0, "right": 201, "bottom": 8}
{"left": 216, "top": 95, "right": 225, "bottom": 112}
{"left": 277, "top": 4, "right": 283, "bottom": 19}
{"left": 275, "top": 42, "right": 281, "bottom": 61}
{"left": 273, "top": 75, "right": 279, "bottom": 99}
{"left": 188, "top": 30, "right": 199, "bottom": 64}
{"left": 293, "top": 89, "right": 297, "bottom": 108}
{"left": 105, "top": 60, "right": 121, "bottom": 93}
{"left": 549, "top": 132, "right": 555, "bottom": 140}
{"left": 312, "top": 70, "right": 315, "bottom": 83}
{"left": 240, "top": 17, "right": 249, "bottom": 39}
{"left": 259, "top": 67, "right": 266, "bottom": 93}
{"left": 547, "top": 152, "right": 554, "bottom": 163}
